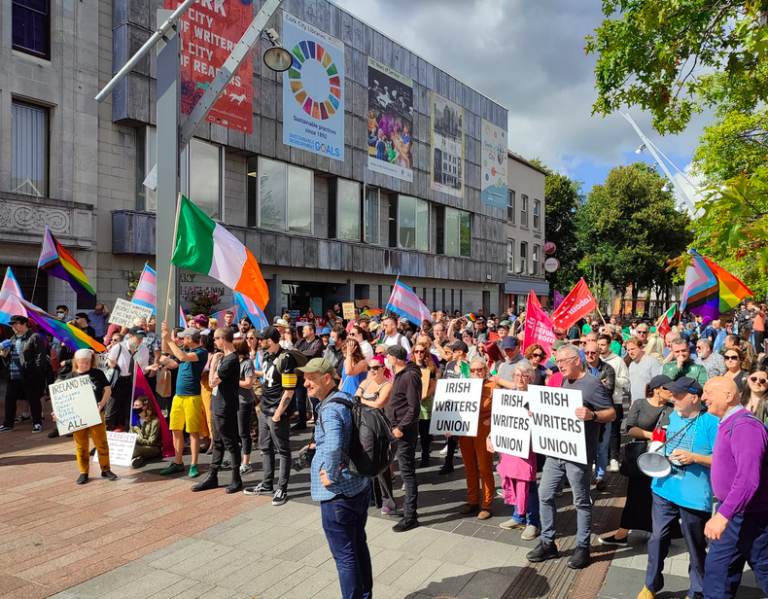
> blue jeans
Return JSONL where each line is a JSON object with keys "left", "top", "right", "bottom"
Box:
{"left": 512, "top": 479, "right": 541, "bottom": 528}
{"left": 539, "top": 458, "right": 592, "bottom": 549}
{"left": 703, "top": 510, "right": 768, "bottom": 599}
{"left": 596, "top": 421, "right": 612, "bottom": 479}
{"left": 646, "top": 492, "right": 708, "bottom": 599}
{"left": 321, "top": 487, "right": 373, "bottom": 599}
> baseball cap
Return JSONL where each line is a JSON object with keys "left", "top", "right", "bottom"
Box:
{"left": 261, "top": 326, "right": 281, "bottom": 343}
{"left": 551, "top": 340, "right": 568, "bottom": 352}
{"left": 385, "top": 345, "right": 407, "bottom": 360}
{"left": 320, "top": 327, "right": 332, "bottom": 336}
{"left": 128, "top": 326, "right": 148, "bottom": 339}
{"left": 276, "top": 319, "right": 290, "bottom": 328}
{"left": 9, "top": 314, "right": 28, "bottom": 324}
{"left": 193, "top": 314, "right": 209, "bottom": 327}
{"left": 177, "top": 327, "right": 200, "bottom": 341}
{"left": 498, "top": 321, "right": 511, "bottom": 330}
{"left": 295, "top": 358, "right": 336, "bottom": 377}
{"left": 502, "top": 337, "right": 519, "bottom": 350}
{"left": 75, "top": 312, "right": 90, "bottom": 322}
{"left": 663, "top": 376, "right": 703, "bottom": 396}
{"left": 449, "top": 340, "right": 469, "bottom": 353}
{"left": 648, "top": 374, "right": 672, "bottom": 392}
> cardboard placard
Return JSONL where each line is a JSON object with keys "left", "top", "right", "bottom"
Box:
{"left": 527, "top": 384, "right": 587, "bottom": 465}
{"left": 342, "top": 302, "right": 356, "bottom": 320}
{"left": 49, "top": 375, "right": 102, "bottom": 435}
{"left": 94, "top": 431, "right": 137, "bottom": 468}
{"left": 429, "top": 378, "right": 483, "bottom": 437}
{"left": 109, "top": 299, "right": 153, "bottom": 329}
{"left": 490, "top": 389, "right": 531, "bottom": 458}
{"left": 354, "top": 299, "right": 375, "bottom": 309}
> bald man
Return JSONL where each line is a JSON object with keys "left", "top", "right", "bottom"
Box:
{"left": 701, "top": 377, "right": 768, "bottom": 599}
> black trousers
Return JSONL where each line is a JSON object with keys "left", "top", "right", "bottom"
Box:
{"left": 418, "top": 419, "right": 432, "bottom": 460}
{"left": 210, "top": 413, "right": 242, "bottom": 474}
{"left": 3, "top": 378, "right": 44, "bottom": 427}
{"left": 396, "top": 425, "right": 419, "bottom": 521}
{"left": 609, "top": 402, "right": 624, "bottom": 461}
{"left": 237, "top": 404, "right": 253, "bottom": 457}
{"left": 105, "top": 376, "right": 132, "bottom": 430}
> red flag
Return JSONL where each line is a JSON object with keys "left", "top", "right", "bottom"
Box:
{"left": 488, "top": 331, "right": 500, "bottom": 342}
{"left": 551, "top": 278, "right": 597, "bottom": 330}
{"left": 524, "top": 291, "right": 557, "bottom": 359}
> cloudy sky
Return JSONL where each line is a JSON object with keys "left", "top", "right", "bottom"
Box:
{"left": 335, "top": 0, "right": 711, "bottom": 193}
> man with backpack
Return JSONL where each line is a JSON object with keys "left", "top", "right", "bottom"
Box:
{"left": 701, "top": 377, "right": 768, "bottom": 599}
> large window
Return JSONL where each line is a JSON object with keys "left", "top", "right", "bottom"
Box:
{"left": 521, "top": 195, "right": 529, "bottom": 228}
{"left": 258, "top": 157, "right": 313, "bottom": 234}
{"left": 12, "top": 101, "right": 47, "bottom": 197}
{"left": 445, "top": 207, "right": 471, "bottom": 257}
{"left": 507, "top": 190, "right": 515, "bottom": 224}
{"left": 533, "top": 199, "right": 541, "bottom": 230}
{"left": 398, "top": 195, "right": 429, "bottom": 251}
{"left": 181, "top": 139, "right": 222, "bottom": 219}
{"left": 520, "top": 241, "right": 528, "bottom": 274}
{"left": 506, "top": 239, "right": 515, "bottom": 274}
{"left": 337, "top": 179, "right": 361, "bottom": 241}
{"left": 13, "top": 0, "right": 49, "bottom": 58}
{"left": 135, "top": 126, "right": 158, "bottom": 212}
{"left": 364, "top": 187, "right": 380, "bottom": 245}
{"left": 533, "top": 244, "right": 540, "bottom": 276}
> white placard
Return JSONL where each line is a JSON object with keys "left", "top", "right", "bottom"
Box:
{"left": 49, "top": 375, "right": 102, "bottom": 435}
{"left": 94, "top": 431, "right": 137, "bottom": 468}
{"left": 527, "top": 384, "right": 587, "bottom": 465}
{"left": 490, "top": 389, "right": 531, "bottom": 458}
{"left": 429, "top": 378, "right": 484, "bottom": 437}
{"left": 109, "top": 298, "right": 153, "bottom": 328}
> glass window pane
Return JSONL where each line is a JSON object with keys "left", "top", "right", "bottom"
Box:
{"left": 460, "top": 212, "right": 471, "bottom": 257}
{"left": 146, "top": 127, "right": 158, "bottom": 212}
{"left": 288, "top": 165, "right": 312, "bottom": 234}
{"left": 445, "top": 207, "right": 459, "bottom": 256}
{"left": 11, "top": 102, "right": 46, "bottom": 197}
{"left": 507, "top": 240, "right": 515, "bottom": 274}
{"left": 259, "top": 157, "right": 287, "bottom": 230}
{"left": 398, "top": 195, "right": 416, "bottom": 249}
{"left": 416, "top": 199, "right": 429, "bottom": 252}
{"left": 189, "top": 139, "right": 221, "bottom": 219}
{"left": 337, "top": 179, "right": 360, "bottom": 241}
{"left": 13, "top": 2, "right": 48, "bottom": 56}
{"left": 364, "top": 188, "right": 379, "bottom": 244}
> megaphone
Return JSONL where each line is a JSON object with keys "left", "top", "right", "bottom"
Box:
{"left": 637, "top": 450, "right": 673, "bottom": 478}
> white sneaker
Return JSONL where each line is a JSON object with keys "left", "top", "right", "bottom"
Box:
{"left": 608, "top": 459, "right": 620, "bottom": 472}
{"left": 439, "top": 445, "right": 448, "bottom": 456}
{"left": 239, "top": 463, "right": 253, "bottom": 475}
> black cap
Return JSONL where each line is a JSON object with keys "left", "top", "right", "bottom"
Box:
{"left": 127, "top": 326, "right": 147, "bottom": 339}
{"left": 9, "top": 314, "right": 28, "bottom": 324}
{"left": 261, "top": 326, "right": 281, "bottom": 343}
{"left": 663, "top": 376, "right": 704, "bottom": 396}
{"left": 75, "top": 312, "right": 90, "bottom": 322}
{"left": 648, "top": 374, "right": 672, "bottom": 392}
{"left": 384, "top": 345, "right": 407, "bottom": 361}
{"left": 450, "top": 340, "right": 469, "bottom": 353}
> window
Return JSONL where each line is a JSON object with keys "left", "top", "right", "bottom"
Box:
{"left": 520, "top": 241, "right": 528, "bottom": 274}
{"left": 533, "top": 244, "right": 540, "bottom": 276}
{"left": 181, "top": 139, "right": 222, "bottom": 219}
{"left": 506, "top": 239, "right": 515, "bottom": 274}
{"left": 364, "top": 187, "right": 380, "bottom": 245}
{"left": 521, "top": 195, "right": 529, "bottom": 228}
{"left": 246, "top": 156, "right": 257, "bottom": 226}
{"left": 12, "top": 101, "right": 47, "bottom": 197}
{"left": 258, "top": 157, "right": 313, "bottom": 234}
{"left": 444, "top": 207, "right": 471, "bottom": 257}
{"left": 13, "top": 0, "right": 49, "bottom": 58}
{"left": 460, "top": 212, "right": 471, "bottom": 257}
{"left": 135, "top": 127, "right": 158, "bottom": 211}
{"left": 507, "top": 190, "right": 515, "bottom": 224}
{"left": 398, "top": 195, "right": 429, "bottom": 251}
{"left": 533, "top": 199, "right": 541, "bottom": 230}
{"left": 337, "top": 179, "right": 361, "bottom": 241}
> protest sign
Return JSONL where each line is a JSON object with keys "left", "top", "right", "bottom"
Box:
{"left": 109, "top": 298, "right": 153, "bottom": 328}
{"left": 490, "top": 389, "right": 531, "bottom": 458}
{"left": 342, "top": 302, "right": 356, "bottom": 320}
{"left": 527, "top": 384, "right": 587, "bottom": 464}
{"left": 429, "top": 378, "right": 483, "bottom": 437}
{"left": 49, "top": 375, "right": 102, "bottom": 435}
{"left": 94, "top": 431, "right": 137, "bottom": 468}
{"left": 524, "top": 291, "right": 556, "bottom": 358}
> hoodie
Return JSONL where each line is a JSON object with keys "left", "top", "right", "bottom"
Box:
{"left": 602, "top": 350, "right": 630, "bottom": 404}
{"left": 387, "top": 361, "right": 422, "bottom": 432}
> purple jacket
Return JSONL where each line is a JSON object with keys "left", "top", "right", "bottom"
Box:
{"left": 711, "top": 407, "right": 768, "bottom": 520}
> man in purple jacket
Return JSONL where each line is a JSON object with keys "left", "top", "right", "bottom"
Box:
{"left": 701, "top": 377, "right": 768, "bottom": 599}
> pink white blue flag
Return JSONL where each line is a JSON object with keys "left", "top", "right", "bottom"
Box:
{"left": 235, "top": 292, "right": 269, "bottom": 329}
{"left": 0, "top": 268, "right": 28, "bottom": 325}
{"left": 132, "top": 264, "right": 157, "bottom": 314}
{"left": 386, "top": 280, "right": 432, "bottom": 327}
{"left": 179, "top": 306, "right": 186, "bottom": 328}
{"left": 210, "top": 304, "right": 240, "bottom": 325}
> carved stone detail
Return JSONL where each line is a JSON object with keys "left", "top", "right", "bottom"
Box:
{"left": 0, "top": 201, "right": 71, "bottom": 234}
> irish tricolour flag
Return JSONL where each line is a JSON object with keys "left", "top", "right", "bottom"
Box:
{"left": 171, "top": 196, "right": 269, "bottom": 310}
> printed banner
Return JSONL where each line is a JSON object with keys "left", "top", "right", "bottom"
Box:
{"left": 429, "top": 378, "right": 483, "bottom": 437}
{"left": 166, "top": 0, "right": 254, "bottom": 133}
{"left": 109, "top": 299, "right": 154, "bottom": 329}
{"left": 524, "top": 291, "right": 556, "bottom": 358}
{"left": 49, "top": 375, "right": 102, "bottom": 435}
{"left": 481, "top": 120, "right": 508, "bottom": 209}
{"left": 527, "top": 385, "right": 587, "bottom": 465}
{"left": 490, "top": 389, "right": 531, "bottom": 458}
{"left": 367, "top": 58, "right": 413, "bottom": 182}
{"left": 282, "top": 12, "right": 345, "bottom": 161}
{"left": 430, "top": 92, "right": 464, "bottom": 197}
{"left": 94, "top": 432, "right": 138, "bottom": 468}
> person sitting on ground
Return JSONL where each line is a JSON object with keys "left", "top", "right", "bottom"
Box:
{"left": 130, "top": 396, "right": 162, "bottom": 468}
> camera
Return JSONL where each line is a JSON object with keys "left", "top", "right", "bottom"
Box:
{"left": 292, "top": 446, "right": 315, "bottom": 472}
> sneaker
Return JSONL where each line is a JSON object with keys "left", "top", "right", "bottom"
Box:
{"left": 608, "top": 459, "right": 620, "bottom": 472}
{"left": 47, "top": 429, "right": 60, "bottom": 439}
{"left": 567, "top": 546, "right": 590, "bottom": 569}
{"left": 15, "top": 415, "right": 31, "bottom": 423}
{"left": 239, "top": 463, "right": 253, "bottom": 475}
{"left": 599, "top": 534, "right": 628, "bottom": 547}
{"left": 32, "top": 424, "right": 43, "bottom": 434}
{"left": 595, "top": 479, "right": 606, "bottom": 491}
{"left": 272, "top": 488, "right": 288, "bottom": 506}
{"left": 522, "top": 525, "right": 541, "bottom": 541}
{"left": 188, "top": 464, "right": 199, "bottom": 478}
{"left": 243, "top": 482, "right": 274, "bottom": 496}
{"left": 0, "top": 425, "right": 14, "bottom": 433}
{"left": 76, "top": 473, "right": 89, "bottom": 485}
{"left": 526, "top": 541, "right": 560, "bottom": 563}
{"left": 478, "top": 510, "right": 492, "bottom": 520}
{"left": 101, "top": 470, "right": 118, "bottom": 481}
{"left": 381, "top": 506, "right": 392, "bottom": 515}
{"left": 392, "top": 518, "right": 419, "bottom": 533}
{"left": 636, "top": 587, "right": 655, "bottom": 599}
{"left": 439, "top": 445, "right": 448, "bottom": 456}
{"left": 496, "top": 488, "right": 504, "bottom": 497}
{"left": 499, "top": 518, "right": 526, "bottom": 530}
{"left": 160, "top": 462, "right": 185, "bottom": 475}
{"left": 131, "top": 455, "right": 145, "bottom": 469}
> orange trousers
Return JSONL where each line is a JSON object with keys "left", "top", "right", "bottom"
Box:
{"left": 459, "top": 422, "right": 494, "bottom": 510}
{"left": 200, "top": 372, "right": 212, "bottom": 438}
{"left": 72, "top": 414, "right": 110, "bottom": 474}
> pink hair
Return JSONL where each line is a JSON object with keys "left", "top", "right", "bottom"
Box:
{"left": 370, "top": 354, "right": 392, "bottom": 380}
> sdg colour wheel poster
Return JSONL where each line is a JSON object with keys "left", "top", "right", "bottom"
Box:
{"left": 282, "top": 12, "right": 345, "bottom": 162}
{"left": 367, "top": 57, "right": 414, "bottom": 182}
{"left": 481, "top": 120, "right": 508, "bottom": 209}
{"left": 430, "top": 92, "right": 464, "bottom": 197}
{"left": 166, "top": 0, "right": 254, "bottom": 134}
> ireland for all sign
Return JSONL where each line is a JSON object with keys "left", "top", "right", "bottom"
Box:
{"left": 429, "top": 378, "right": 483, "bottom": 437}
{"left": 282, "top": 12, "right": 345, "bottom": 161}
{"left": 50, "top": 375, "right": 102, "bottom": 435}
{"left": 527, "top": 385, "right": 587, "bottom": 465}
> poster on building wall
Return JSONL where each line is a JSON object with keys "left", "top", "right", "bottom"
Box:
{"left": 367, "top": 58, "right": 413, "bottom": 182}
{"left": 165, "top": 0, "right": 254, "bottom": 134}
{"left": 481, "top": 120, "right": 508, "bottom": 209}
{"left": 430, "top": 92, "right": 464, "bottom": 197}
{"left": 282, "top": 12, "right": 345, "bottom": 162}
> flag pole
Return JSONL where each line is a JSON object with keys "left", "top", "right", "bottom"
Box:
{"left": 595, "top": 304, "right": 608, "bottom": 326}
{"left": 31, "top": 235, "right": 44, "bottom": 304}
{"left": 163, "top": 194, "right": 183, "bottom": 325}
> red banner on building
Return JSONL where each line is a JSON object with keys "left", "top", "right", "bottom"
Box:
{"left": 166, "top": 0, "right": 253, "bottom": 134}
{"left": 550, "top": 278, "right": 597, "bottom": 330}
{"left": 524, "top": 291, "right": 557, "bottom": 358}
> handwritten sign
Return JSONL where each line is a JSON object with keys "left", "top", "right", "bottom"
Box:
{"left": 527, "top": 385, "right": 587, "bottom": 465}
{"left": 491, "top": 389, "right": 531, "bottom": 458}
{"left": 94, "top": 431, "right": 137, "bottom": 468}
{"left": 342, "top": 302, "right": 356, "bottom": 320}
{"left": 429, "top": 378, "right": 483, "bottom": 437}
{"left": 49, "top": 375, "right": 102, "bottom": 435}
{"left": 110, "top": 299, "right": 153, "bottom": 329}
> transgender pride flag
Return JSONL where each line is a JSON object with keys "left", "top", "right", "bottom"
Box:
{"left": 132, "top": 264, "right": 157, "bottom": 314}
{"left": 386, "top": 280, "right": 432, "bottom": 327}
{"left": 235, "top": 291, "right": 269, "bottom": 329}
{"left": 0, "top": 267, "right": 28, "bottom": 325}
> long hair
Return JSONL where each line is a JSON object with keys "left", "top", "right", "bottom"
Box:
{"left": 742, "top": 366, "right": 768, "bottom": 422}
{"left": 344, "top": 338, "right": 365, "bottom": 365}
{"left": 645, "top": 335, "right": 664, "bottom": 364}
{"left": 724, "top": 346, "right": 746, "bottom": 370}
{"left": 482, "top": 341, "right": 504, "bottom": 364}
{"left": 135, "top": 395, "right": 157, "bottom": 421}
{"left": 523, "top": 343, "right": 544, "bottom": 361}
{"left": 410, "top": 342, "right": 437, "bottom": 374}
{"left": 233, "top": 338, "right": 249, "bottom": 358}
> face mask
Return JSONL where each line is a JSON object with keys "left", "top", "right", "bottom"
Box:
{"left": 132, "top": 407, "right": 143, "bottom": 416}
{"left": 56, "top": 312, "right": 65, "bottom": 319}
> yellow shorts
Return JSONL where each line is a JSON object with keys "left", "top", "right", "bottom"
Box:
{"left": 169, "top": 394, "right": 203, "bottom": 433}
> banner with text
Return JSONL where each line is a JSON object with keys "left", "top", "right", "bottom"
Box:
{"left": 110, "top": 299, "right": 154, "bottom": 329}
{"left": 94, "top": 432, "right": 137, "bottom": 468}
{"left": 282, "top": 12, "right": 345, "bottom": 161}
{"left": 490, "top": 389, "right": 531, "bottom": 458}
{"left": 524, "top": 291, "right": 556, "bottom": 358}
{"left": 430, "top": 92, "right": 464, "bottom": 198}
{"left": 165, "top": 0, "right": 254, "bottom": 133}
{"left": 50, "top": 375, "right": 102, "bottom": 435}
{"left": 550, "top": 278, "right": 597, "bottom": 330}
{"left": 429, "top": 378, "right": 483, "bottom": 437}
{"left": 481, "top": 120, "right": 508, "bottom": 209}
{"left": 527, "top": 385, "right": 587, "bottom": 464}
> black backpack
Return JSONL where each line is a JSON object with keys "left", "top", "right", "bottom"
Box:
{"left": 322, "top": 392, "right": 395, "bottom": 478}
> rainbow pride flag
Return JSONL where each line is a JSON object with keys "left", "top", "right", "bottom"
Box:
{"left": 361, "top": 308, "right": 383, "bottom": 318}
{"left": 463, "top": 313, "right": 477, "bottom": 322}
{"left": 680, "top": 250, "right": 754, "bottom": 321}
{"left": 21, "top": 299, "right": 106, "bottom": 352}
{"left": 38, "top": 228, "right": 95, "bottom": 301}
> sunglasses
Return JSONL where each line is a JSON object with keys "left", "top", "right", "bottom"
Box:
{"left": 584, "top": 351, "right": 598, "bottom": 356}
{"left": 368, "top": 366, "right": 381, "bottom": 371}
{"left": 413, "top": 350, "right": 425, "bottom": 354}
{"left": 532, "top": 352, "right": 544, "bottom": 358}
{"left": 637, "top": 330, "right": 648, "bottom": 334}
{"left": 749, "top": 376, "right": 768, "bottom": 384}
{"left": 469, "top": 368, "right": 485, "bottom": 373}
{"left": 725, "top": 355, "right": 740, "bottom": 361}
{"left": 579, "top": 341, "right": 587, "bottom": 346}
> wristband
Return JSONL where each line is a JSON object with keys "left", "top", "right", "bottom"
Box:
{"left": 591, "top": 410, "right": 597, "bottom": 421}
